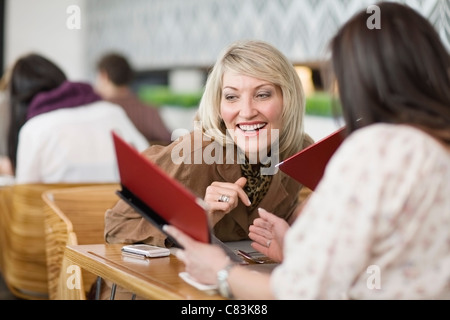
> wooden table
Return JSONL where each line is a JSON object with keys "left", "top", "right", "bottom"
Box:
{"left": 64, "top": 243, "right": 225, "bottom": 300}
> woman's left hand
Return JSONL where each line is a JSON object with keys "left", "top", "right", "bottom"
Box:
{"left": 248, "top": 208, "right": 289, "bottom": 263}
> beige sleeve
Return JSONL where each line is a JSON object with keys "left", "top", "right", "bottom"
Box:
{"left": 104, "top": 197, "right": 168, "bottom": 247}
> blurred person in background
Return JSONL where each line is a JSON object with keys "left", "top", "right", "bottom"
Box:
{"left": 94, "top": 52, "right": 172, "bottom": 145}
{"left": 7, "top": 53, "right": 149, "bottom": 183}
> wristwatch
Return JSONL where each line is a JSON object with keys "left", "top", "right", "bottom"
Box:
{"left": 217, "top": 263, "right": 235, "bottom": 299}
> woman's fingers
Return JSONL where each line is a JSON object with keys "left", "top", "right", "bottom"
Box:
{"left": 205, "top": 177, "right": 251, "bottom": 213}
{"left": 163, "top": 224, "right": 192, "bottom": 249}
{"left": 249, "top": 222, "right": 273, "bottom": 239}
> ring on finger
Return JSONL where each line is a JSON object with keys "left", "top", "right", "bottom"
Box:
{"left": 218, "top": 194, "right": 230, "bottom": 203}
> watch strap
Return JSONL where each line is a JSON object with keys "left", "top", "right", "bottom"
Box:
{"left": 217, "top": 263, "right": 235, "bottom": 299}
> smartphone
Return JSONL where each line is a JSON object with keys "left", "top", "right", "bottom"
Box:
{"left": 121, "top": 244, "right": 170, "bottom": 258}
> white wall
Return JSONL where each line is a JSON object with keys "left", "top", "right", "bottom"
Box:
{"left": 4, "top": 0, "right": 87, "bottom": 81}
{"left": 5, "top": 0, "right": 448, "bottom": 82}
{"left": 83, "top": 0, "right": 449, "bottom": 76}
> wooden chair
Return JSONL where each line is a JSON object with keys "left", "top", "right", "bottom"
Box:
{"left": 42, "top": 184, "right": 120, "bottom": 300}
{"left": 0, "top": 185, "right": 12, "bottom": 274}
{"left": 0, "top": 183, "right": 94, "bottom": 300}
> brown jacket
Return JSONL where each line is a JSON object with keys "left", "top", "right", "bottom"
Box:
{"left": 104, "top": 131, "right": 313, "bottom": 246}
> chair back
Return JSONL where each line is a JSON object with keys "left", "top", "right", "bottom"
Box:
{"left": 1, "top": 183, "right": 94, "bottom": 300}
{"left": 42, "top": 184, "right": 120, "bottom": 299}
{"left": 0, "top": 185, "right": 13, "bottom": 274}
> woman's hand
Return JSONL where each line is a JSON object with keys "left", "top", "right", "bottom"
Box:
{"left": 163, "top": 225, "right": 230, "bottom": 285}
{"left": 248, "top": 208, "right": 289, "bottom": 263}
{"left": 204, "top": 177, "right": 251, "bottom": 226}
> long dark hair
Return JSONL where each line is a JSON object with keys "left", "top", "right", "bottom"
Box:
{"left": 7, "top": 53, "right": 66, "bottom": 172}
{"left": 330, "top": 2, "right": 450, "bottom": 144}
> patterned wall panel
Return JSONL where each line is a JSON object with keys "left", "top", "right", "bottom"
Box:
{"left": 84, "top": 0, "right": 450, "bottom": 74}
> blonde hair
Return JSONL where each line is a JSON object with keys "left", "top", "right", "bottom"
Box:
{"left": 195, "top": 40, "right": 306, "bottom": 161}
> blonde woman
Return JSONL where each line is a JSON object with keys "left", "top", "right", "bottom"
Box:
{"left": 105, "top": 40, "right": 313, "bottom": 247}
{"left": 100, "top": 39, "right": 313, "bottom": 300}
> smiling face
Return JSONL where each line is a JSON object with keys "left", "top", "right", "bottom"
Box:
{"left": 220, "top": 72, "right": 283, "bottom": 162}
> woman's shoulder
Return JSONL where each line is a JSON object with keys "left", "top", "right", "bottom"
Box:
{"left": 82, "top": 100, "right": 126, "bottom": 114}
{"left": 350, "top": 123, "right": 437, "bottom": 145}
{"left": 338, "top": 123, "right": 447, "bottom": 164}
{"left": 25, "top": 100, "right": 124, "bottom": 122}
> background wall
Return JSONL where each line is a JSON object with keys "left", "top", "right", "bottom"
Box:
{"left": 5, "top": 0, "right": 450, "bottom": 81}
{"left": 5, "top": 0, "right": 87, "bottom": 80}
{"left": 84, "top": 0, "right": 450, "bottom": 80}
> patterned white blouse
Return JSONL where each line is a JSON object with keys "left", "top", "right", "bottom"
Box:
{"left": 271, "top": 124, "right": 450, "bottom": 299}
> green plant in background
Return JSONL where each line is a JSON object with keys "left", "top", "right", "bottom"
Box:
{"left": 138, "top": 85, "right": 203, "bottom": 108}
{"left": 305, "top": 91, "right": 342, "bottom": 118}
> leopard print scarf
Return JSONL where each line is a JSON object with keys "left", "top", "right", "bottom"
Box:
{"left": 240, "top": 160, "right": 273, "bottom": 212}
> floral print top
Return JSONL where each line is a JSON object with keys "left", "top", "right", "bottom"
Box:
{"left": 271, "top": 124, "right": 450, "bottom": 299}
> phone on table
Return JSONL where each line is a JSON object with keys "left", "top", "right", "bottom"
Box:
{"left": 121, "top": 244, "right": 170, "bottom": 258}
